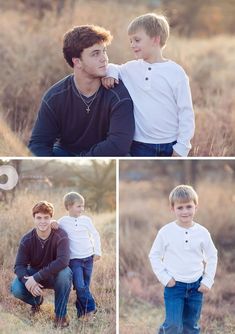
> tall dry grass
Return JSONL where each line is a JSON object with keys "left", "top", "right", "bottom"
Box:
{"left": 0, "top": 1, "right": 234, "bottom": 156}
{"left": 0, "top": 190, "right": 116, "bottom": 334}
{"left": 119, "top": 162, "right": 235, "bottom": 333}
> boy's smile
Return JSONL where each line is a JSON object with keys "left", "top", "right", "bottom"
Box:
{"left": 172, "top": 200, "right": 197, "bottom": 227}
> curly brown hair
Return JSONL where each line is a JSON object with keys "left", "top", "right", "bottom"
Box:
{"left": 63, "top": 25, "right": 113, "bottom": 68}
{"left": 32, "top": 201, "right": 54, "bottom": 217}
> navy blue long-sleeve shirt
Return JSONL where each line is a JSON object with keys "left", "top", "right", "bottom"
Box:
{"left": 28, "top": 75, "right": 135, "bottom": 156}
{"left": 14, "top": 228, "right": 70, "bottom": 284}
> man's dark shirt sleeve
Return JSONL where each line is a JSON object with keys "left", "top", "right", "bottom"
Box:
{"left": 84, "top": 98, "right": 135, "bottom": 156}
{"left": 33, "top": 235, "right": 70, "bottom": 283}
{"left": 14, "top": 241, "right": 30, "bottom": 285}
{"left": 28, "top": 100, "right": 60, "bottom": 156}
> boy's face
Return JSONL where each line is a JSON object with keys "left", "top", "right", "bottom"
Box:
{"left": 171, "top": 200, "right": 197, "bottom": 226}
{"left": 34, "top": 212, "right": 52, "bottom": 233}
{"left": 68, "top": 201, "right": 85, "bottom": 217}
{"left": 73, "top": 42, "right": 108, "bottom": 78}
{"left": 129, "top": 29, "right": 160, "bottom": 61}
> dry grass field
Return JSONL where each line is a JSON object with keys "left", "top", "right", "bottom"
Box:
{"left": 0, "top": 0, "right": 234, "bottom": 156}
{"left": 0, "top": 189, "right": 116, "bottom": 334}
{"left": 119, "top": 160, "right": 235, "bottom": 334}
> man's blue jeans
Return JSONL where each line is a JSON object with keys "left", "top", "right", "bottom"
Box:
{"left": 130, "top": 140, "right": 177, "bottom": 157}
{"left": 10, "top": 267, "right": 72, "bottom": 318}
{"left": 158, "top": 277, "right": 204, "bottom": 334}
{"left": 69, "top": 256, "right": 96, "bottom": 317}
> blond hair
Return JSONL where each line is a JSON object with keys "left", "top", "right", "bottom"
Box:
{"left": 169, "top": 185, "right": 198, "bottom": 207}
{"left": 63, "top": 192, "right": 84, "bottom": 210}
{"left": 127, "top": 13, "right": 170, "bottom": 48}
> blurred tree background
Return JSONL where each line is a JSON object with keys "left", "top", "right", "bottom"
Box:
{"left": 0, "top": 159, "right": 116, "bottom": 212}
{"left": 1, "top": 0, "right": 235, "bottom": 36}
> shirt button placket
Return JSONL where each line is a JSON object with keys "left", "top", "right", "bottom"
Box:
{"left": 144, "top": 66, "right": 151, "bottom": 90}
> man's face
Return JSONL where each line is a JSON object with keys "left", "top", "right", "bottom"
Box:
{"left": 74, "top": 43, "right": 108, "bottom": 78}
{"left": 34, "top": 212, "right": 51, "bottom": 233}
{"left": 172, "top": 200, "right": 197, "bottom": 225}
{"left": 129, "top": 29, "right": 160, "bottom": 61}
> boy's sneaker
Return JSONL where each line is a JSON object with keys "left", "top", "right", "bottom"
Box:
{"left": 30, "top": 295, "right": 44, "bottom": 315}
{"left": 54, "top": 317, "right": 69, "bottom": 328}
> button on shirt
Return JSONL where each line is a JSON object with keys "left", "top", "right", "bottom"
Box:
{"left": 149, "top": 221, "right": 218, "bottom": 288}
{"left": 58, "top": 215, "right": 101, "bottom": 259}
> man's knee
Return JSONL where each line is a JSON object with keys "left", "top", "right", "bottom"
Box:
{"left": 10, "top": 278, "right": 25, "bottom": 299}
{"left": 55, "top": 267, "right": 72, "bottom": 285}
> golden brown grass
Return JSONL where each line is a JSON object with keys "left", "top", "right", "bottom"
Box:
{"left": 119, "top": 161, "right": 235, "bottom": 333}
{"left": 0, "top": 1, "right": 234, "bottom": 156}
{"left": 0, "top": 116, "right": 30, "bottom": 156}
{"left": 0, "top": 190, "right": 115, "bottom": 333}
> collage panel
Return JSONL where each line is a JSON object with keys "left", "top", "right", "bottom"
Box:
{"left": 119, "top": 159, "right": 235, "bottom": 334}
{"left": 0, "top": 158, "right": 116, "bottom": 333}
{"left": 0, "top": 1, "right": 234, "bottom": 158}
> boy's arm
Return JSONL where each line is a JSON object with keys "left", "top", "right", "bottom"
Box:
{"left": 149, "top": 232, "right": 172, "bottom": 286}
{"left": 102, "top": 64, "right": 124, "bottom": 89}
{"left": 28, "top": 99, "right": 60, "bottom": 156}
{"left": 106, "top": 63, "right": 123, "bottom": 81}
{"left": 87, "top": 219, "right": 102, "bottom": 256}
{"left": 173, "top": 76, "right": 195, "bottom": 157}
{"left": 201, "top": 232, "right": 218, "bottom": 289}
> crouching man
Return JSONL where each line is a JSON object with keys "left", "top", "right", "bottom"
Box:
{"left": 11, "top": 201, "right": 72, "bottom": 329}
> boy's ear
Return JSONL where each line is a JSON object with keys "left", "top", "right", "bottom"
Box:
{"left": 153, "top": 35, "right": 161, "bottom": 46}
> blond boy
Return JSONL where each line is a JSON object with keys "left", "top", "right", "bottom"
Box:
{"left": 52, "top": 192, "right": 101, "bottom": 319}
{"left": 103, "top": 13, "right": 195, "bottom": 157}
{"left": 149, "top": 185, "right": 217, "bottom": 333}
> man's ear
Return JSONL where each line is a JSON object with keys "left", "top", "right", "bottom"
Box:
{"left": 72, "top": 57, "right": 81, "bottom": 68}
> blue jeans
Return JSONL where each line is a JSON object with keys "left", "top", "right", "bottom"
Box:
{"left": 130, "top": 140, "right": 177, "bottom": 157}
{"left": 69, "top": 256, "right": 96, "bottom": 317}
{"left": 159, "top": 277, "right": 203, "bottom": 334}
{"left": 10, "top": 267, "right": 72, "bottom": 318}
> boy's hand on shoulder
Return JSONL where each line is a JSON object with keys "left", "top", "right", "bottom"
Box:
{"left": 101, "top": 77, "right": 119, "bottom": 89}
{"left": 198, "top": 283, "right": 210, "bottom": 294}
{"left": 166, "top": 278, "right": 176, "bottom": 287}
{"left": 50, "top": 220, "right": 59, "bottom": 229}
{"left": 94, "top": 255, "right": 101, "bottom": 262}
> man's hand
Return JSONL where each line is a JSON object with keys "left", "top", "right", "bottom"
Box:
{"left": 31, "top": 284, "right": 44, "bottom": 297}
{"left": 24, "top": 276, "right": 43, "bottom": 296}
{"left": 198, "top": 283, "right": 210, "bottom": 294}
{"left": 50, "top": 220, "right": 59, "bottom": 229}
{"left": 166, "top": 278, "right": 176, "bottom": 287}
{"left": 101, "top": 77, "right": 119, "bottom": 89}
{"left": 172, "top": 150, "right": 181, "bottom": 157}
{"left": 94, "top": 255, "right": 101, "bottom": 262}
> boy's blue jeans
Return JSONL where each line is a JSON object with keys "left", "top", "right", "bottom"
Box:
{"left": 130, "top": 140, "right": 177, "bottom": 157}
{"left": 158, "top": 277, "right": 203, "bottom": 334}
{"left": 10, "top": 267, "right": 72, "bottom": 318}
{"left": 69, "top": 256, "right": 96, "bottom": 317}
